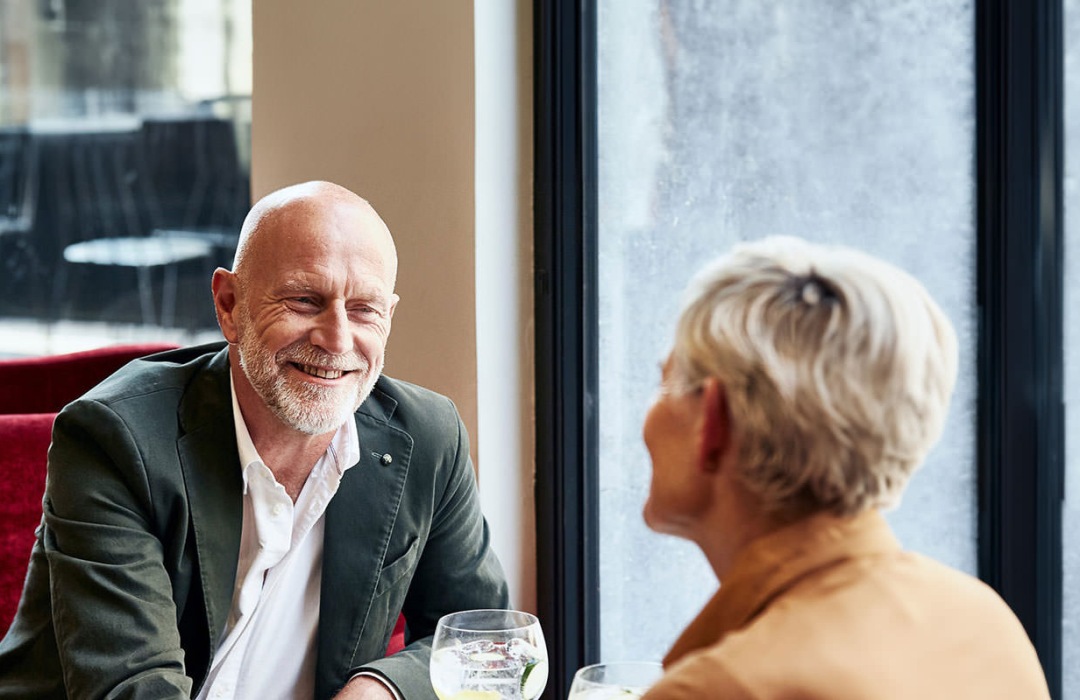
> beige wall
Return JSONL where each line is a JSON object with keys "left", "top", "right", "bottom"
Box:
{"left": 252, "top": 0, "right": 479, "bottom": 441}
{"left": 253, "top": 1, "right": 536, "bottom": 611}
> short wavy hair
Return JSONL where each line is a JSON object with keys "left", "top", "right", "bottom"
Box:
{"left": 669, "top": 236, "right": 958, "bottom": 517}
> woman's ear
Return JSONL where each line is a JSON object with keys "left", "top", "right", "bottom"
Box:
{"left": 698, "top": 377, "right": 730, "bottom": 473}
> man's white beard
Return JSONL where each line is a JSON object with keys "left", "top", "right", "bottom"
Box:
{"left": 237, "top": 326, "right": 380, "bottom": 436}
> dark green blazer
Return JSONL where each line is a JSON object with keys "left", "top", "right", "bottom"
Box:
{"left": 0, "top": 344, "right": 509, "bottom": 699}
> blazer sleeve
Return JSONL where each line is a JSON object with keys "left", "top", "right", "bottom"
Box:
{"left": 355, "top": 399, "right": 510, "bottom": 699}
{"left": 43, "top": 399, "right": 192, "bottom": 699}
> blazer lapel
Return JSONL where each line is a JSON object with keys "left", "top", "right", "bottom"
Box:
{"left": 316, "top": 384, "right": 413, "bottom": 694}
{"left": 176, "top": 349, "right": 243, "bottom": 662}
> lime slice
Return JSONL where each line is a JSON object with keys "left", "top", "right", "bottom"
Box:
{"left": 468, "top": 651, "right": 506, "bottom": 662}
{"left": 520, "top": 659, "right": 549, "bottom": 700}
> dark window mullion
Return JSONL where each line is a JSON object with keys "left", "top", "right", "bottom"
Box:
{"left": 534, "top": 0, "right": 599, "bottom": 698}
{"left": 976, "top": 0, "right": 1064, "bottom": 695}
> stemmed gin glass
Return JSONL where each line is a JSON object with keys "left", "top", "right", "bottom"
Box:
{"left": 429, "top": 609, "right": 549, "bottom": 700}
{"left": 567, "top": 661, "right": 663, "bottom": 700}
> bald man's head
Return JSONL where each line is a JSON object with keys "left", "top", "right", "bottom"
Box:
{"left": 211, "top": 180, "right": 400, "bottom": 436}
{"left": 232, "top": 181, "right": 398, "bottom": 290}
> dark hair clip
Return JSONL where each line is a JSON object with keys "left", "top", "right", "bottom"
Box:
{"left": 791, "top": 272, "right": 837, "bottom": 307}
{"left": 801, "top": 280, "right": 824, "bottom": 305}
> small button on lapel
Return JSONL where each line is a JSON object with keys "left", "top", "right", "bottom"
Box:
{"left": 380, "top": 453, "right": 393, "bottom": 466}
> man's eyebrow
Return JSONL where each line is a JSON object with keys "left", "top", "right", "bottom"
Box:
{"left": 348, "top": 292, "right": 392, "bottom": 309}
{"left": 277, "top": 280, "right": 318, "bottom": 296}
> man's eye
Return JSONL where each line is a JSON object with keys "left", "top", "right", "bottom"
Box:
{"left": 287, "top": 297, "right": 319, "bottom": 310}
{"left": 349, "top": 305, "right": 381, "bottom": 319}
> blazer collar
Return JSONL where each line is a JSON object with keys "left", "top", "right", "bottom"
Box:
{"left": 316, "top": 380, "right": 412, "bottom": 695}
{"left": 177, "top": 347, "right": 243, "bottom": 650}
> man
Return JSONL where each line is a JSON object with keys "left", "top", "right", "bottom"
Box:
{"left": 0, "top": 181, "right": 509, "bottom": 699}
{"left": 638, "top": 236, "right": 1050, "bottom": 698}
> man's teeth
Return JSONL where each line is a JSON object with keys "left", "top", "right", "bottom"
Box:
{"left": 299, "top": 364, "right": 345, "bottom": 380}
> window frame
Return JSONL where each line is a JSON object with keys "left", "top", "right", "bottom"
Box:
{"left": 534, "top": 1, "right": 1066, "bottom": 699}
{"left": 976, "top": 0, "right": 1065, "bottom": 696}
{"left": 534, "top": 0, "right": 600, "bottom": 696}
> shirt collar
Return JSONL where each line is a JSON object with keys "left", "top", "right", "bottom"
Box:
{"left": 229, "top": 373, "right": 362, "bottom": 493}
{"left": 663, "top": 509, "right": 901, "bottom": 667}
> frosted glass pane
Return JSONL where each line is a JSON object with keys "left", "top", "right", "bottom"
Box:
{"left": 1063, "top": 0, "right": 1080, "bottom": 694}
{"left": 597, "top": 1, "right": 976, "bottom": 663}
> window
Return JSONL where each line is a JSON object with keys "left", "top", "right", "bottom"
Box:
{"left": 594, "top": 0, "right": 976, "bottom": 663}
{"left": 536, "top": 1, "right": 1067, "bottom": 698}
{"left": 1063, "top": 0, "right": 1079, "bottom": 693}
{"left": 0, "top": 0, "right": 251, "bottom": 357}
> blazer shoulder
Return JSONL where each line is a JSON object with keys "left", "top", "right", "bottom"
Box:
{"left": 78, "top": 342, "right": 227, "bottom": 404}
{"left": 366, "top": 374, "right": 462, "bottom": 436}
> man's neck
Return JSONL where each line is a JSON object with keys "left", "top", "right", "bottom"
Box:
{"left": 230, "top": 359, "right": 338, "bottom": 501}
{"left": 247, "top": 426, "right": 335, "bottom": 501}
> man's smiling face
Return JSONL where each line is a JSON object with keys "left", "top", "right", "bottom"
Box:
{"left": 225, "top": 192, "right": 398, "bottom": 436}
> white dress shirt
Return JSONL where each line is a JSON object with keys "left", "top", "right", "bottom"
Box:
{"left": 195, "top": 380, "right": 360, "bottom": 700}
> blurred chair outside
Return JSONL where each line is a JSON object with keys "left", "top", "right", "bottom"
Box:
{"left": 47, "top": 123, "right": 218, "bottom": 328}
{"left": 142, "top": 115, "right": 248, "bottom": 270}
{"left": 0, "top": 127, "right": 43, "bottom": 306}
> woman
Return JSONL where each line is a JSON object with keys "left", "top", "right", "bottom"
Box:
{"left": 640, "top": 236, "right": 1049, "bottom": 699}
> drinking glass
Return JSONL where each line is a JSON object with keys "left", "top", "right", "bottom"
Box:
{"left": 429, "top": 609, "right": 549, "bottom": 700}
{"left": 567, "top": 661, "right": 663, "bottom": 700}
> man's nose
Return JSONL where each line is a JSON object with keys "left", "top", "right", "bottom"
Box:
{"left": 309, "top": 303, "right": 352, "bottom": 355}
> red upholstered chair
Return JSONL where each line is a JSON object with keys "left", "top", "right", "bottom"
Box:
{"left": 0, "top": 343, "right": 179, "bottom": 634}
{"left": 386, "top": 612, "right": 407, "bottom": 655}
{"left": 0, "top": 342, "right": 180, "bottom": 415}
{"left": 0, "top": 412, "right": 54, "bottom": 633}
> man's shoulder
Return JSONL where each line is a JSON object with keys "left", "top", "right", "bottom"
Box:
{"left": 369, "top": 374, "right": 456, "bottom": 414}
{"left": 365, "top": 374, "right": 463, "bottom": 437}
{"left": 78, "top": 341, "right": 228, "bottom": 408}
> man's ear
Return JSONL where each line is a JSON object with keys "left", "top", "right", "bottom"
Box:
{"left": 212, "top": 268, "right": 239, "bottom": 343}
{"left": 698, "top": 377, "right": 730, "bottom": 473}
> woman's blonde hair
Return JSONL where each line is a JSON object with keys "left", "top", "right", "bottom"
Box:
{"left": 670, "top": 236, "right": 958, "bottom": 517}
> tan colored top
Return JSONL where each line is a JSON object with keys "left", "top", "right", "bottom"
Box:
{"left": 643, "top": 510, "right": 1050, "bottom": 699}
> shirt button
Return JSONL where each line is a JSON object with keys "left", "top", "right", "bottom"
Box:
{"left": 272, "top": 503, "right": 286, "bottom": 517}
